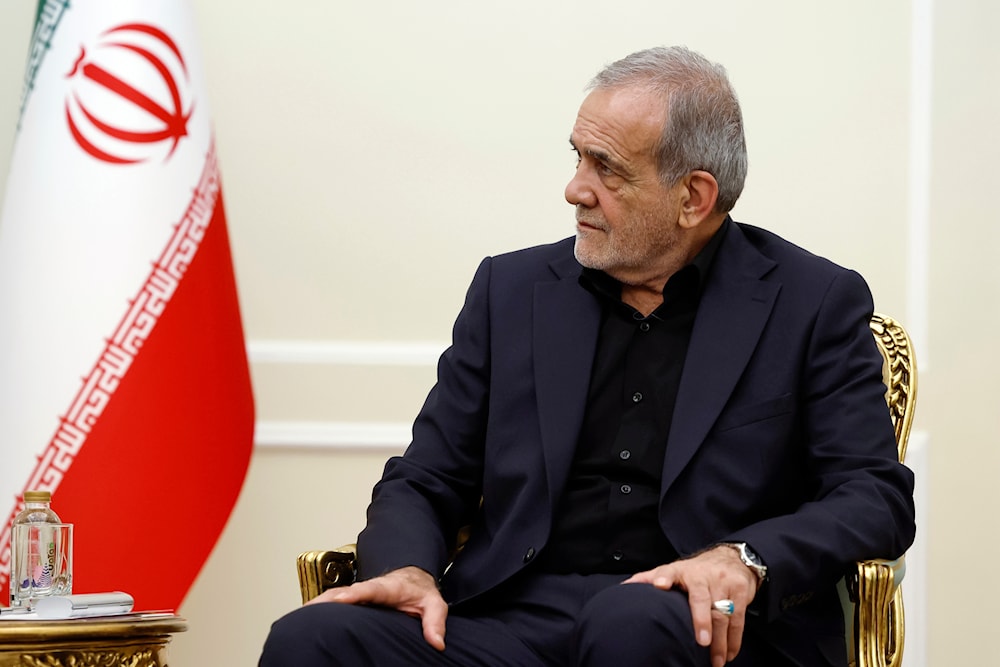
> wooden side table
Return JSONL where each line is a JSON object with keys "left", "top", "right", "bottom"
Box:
{"left": 0, "top": 614, "right": 187, "bottom": 666}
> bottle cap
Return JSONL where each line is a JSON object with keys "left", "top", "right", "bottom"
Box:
{"left": 23, "top": 490, "right": 51, "bottom": 503}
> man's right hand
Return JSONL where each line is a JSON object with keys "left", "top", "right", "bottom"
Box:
{"left": 306, "top": 566, "right": 448, "bottom": 651}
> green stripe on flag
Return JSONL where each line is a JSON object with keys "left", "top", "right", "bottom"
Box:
{"left": 18, "top": 0, "right": 72, "bottom": 128}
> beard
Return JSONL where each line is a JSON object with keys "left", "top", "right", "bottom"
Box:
{"left": 573, "top": 204, "right": 680, "bottom": 285}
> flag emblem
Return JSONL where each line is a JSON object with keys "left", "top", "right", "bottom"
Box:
{"left": 65, "top": 23, "right": 193, "bottom": 164}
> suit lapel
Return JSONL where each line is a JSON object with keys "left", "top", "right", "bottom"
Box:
{"left": 661, "top": 225, "right": 780, "bottom": 494}
{"left": 533, "top": 253, "right": 601, "bottom": 508}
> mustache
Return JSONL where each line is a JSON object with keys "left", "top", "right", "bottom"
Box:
{"left": 575, "top": 207, "right": 607, "bottom": 231}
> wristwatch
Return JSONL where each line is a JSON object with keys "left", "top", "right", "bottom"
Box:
{"left": 724, "top": 542, "right": 768, "bottom": 582}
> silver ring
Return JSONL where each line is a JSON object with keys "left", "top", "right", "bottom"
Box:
{"left": 713, "top": 599, "right": 735, "bottom": 616}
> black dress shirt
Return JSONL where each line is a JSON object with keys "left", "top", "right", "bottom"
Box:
{"left": 535, "top": 221, "right": 728, "bottom": 574}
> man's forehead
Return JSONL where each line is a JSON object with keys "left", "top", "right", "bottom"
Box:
{"left": 571, "top": 87, "right": 664, "bottom": 162}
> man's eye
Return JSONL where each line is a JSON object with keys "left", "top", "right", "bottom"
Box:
{"left": 599, "top": 163, "right": 615, "bottom": 176}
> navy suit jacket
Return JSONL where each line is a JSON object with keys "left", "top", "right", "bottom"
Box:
{"left": 358, "top": 220, "right": 916, "bottom": 665}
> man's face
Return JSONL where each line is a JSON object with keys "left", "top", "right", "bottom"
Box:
{"left": 567, "top": 86, "right": 685, "bottom": 286}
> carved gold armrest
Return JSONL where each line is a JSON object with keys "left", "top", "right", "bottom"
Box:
{"left": 296, "top": 545, "right": 359, "bottom": 604}
{"left": 847, "top": 556, "right": 906, "bottom": 667}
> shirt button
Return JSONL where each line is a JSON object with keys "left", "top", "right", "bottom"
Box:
{"left": 612, "top": 551, "right": 624, "bottom": 561}
{"left": 639, "top": 322, "right": 651, "bottom": 332}
{"left": 620, "top": 484, "right": 632, "bottom": 495}
{"left": 523, "top": 547, "right": 535, "bottom": 563}
{"left": 632, "top": 392, "right": 643, "bottom": 403}
{"left": 619, "top": 449, "right": 631, "bottom": 461}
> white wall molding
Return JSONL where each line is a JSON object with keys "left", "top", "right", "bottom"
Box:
{"left": 247, "top": 340, "right": 446, "bottom": 367}
{"left": 254, "top": 420, "right": 410, "bottom": 451}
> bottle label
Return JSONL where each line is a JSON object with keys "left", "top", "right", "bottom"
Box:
{"left": 22, "top": 540, "right": 55, "bottom": 588}
{"left": 9, "top": 523, "right": 72, "bottom": 607}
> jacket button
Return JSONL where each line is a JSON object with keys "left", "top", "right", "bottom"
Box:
{"left": 523, "top": 547, "right": 535, "bottom": 563}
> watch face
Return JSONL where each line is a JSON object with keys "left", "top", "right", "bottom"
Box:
{"left": 724, "top": 542, "right": 766, "bottom": 578}
{"left": 736, "top": 543, "right": 766, "bottom": 579}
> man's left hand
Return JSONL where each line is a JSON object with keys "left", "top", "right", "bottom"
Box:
{"left": 622, "top": 545, "right": 759, "bottom": 667}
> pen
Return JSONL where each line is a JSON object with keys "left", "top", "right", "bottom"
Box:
{"left": 0, "top": 606, "right": 39, "bottom": 619}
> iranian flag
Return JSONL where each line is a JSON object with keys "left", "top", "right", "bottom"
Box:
{"left": 0, "top": 1, "right": 255, "bottom": 611}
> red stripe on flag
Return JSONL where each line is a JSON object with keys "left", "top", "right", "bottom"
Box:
{"left": 46, "top": 191, "right": 253, "bottom": 611}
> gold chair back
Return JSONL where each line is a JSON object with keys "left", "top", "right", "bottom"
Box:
{"left": 847, "top": 313, "right": 917, "bottom": 667}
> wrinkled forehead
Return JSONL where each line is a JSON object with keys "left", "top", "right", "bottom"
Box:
{"left": 572, "top": 86, "right": 666, "bottom": 161}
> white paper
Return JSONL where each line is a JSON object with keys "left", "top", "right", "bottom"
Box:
{"left": 0, "top": 592, "right": 134, "bottom": 620}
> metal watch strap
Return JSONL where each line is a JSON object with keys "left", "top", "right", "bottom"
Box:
{"left": 724, "top": 542, "right": 767, "bottom": 581}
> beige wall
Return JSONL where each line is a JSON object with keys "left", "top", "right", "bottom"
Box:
{"left": 0, "top": 1, "right": 995, "bottom": 665}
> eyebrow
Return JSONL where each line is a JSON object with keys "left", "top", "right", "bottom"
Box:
{"left": 568, "top": 137, "right": 628, "bottom": 175}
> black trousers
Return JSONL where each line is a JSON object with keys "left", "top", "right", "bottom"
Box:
{"left": 258, "top": 571, "right": 796, "bottom": 666}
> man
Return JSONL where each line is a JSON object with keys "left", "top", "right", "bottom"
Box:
{"left": 260, "top": 46, "right": 915, "bottom": 667}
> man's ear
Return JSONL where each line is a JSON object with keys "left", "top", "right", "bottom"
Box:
{"left": 678, "top": 170, "right": 720, "bottom": 230}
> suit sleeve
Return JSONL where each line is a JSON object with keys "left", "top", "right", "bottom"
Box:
{"left": 727, "top": 269, "right": 916, "bottom": 621}
{"left": 356, "top": 257, "right": 494, "bottom": 580}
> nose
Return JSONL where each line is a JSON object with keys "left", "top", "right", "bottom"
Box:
{"left": 565, "top": 168, "right": 597, "bottom": 208}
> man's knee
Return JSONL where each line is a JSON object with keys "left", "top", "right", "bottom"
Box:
{"left": 260, "top": 602, "right": 411, "bottom": 667}
{"left": 260, "top": 603, "right": 342, "bottom": 666}
{"left": 573, "top": 583, "right": 706, "bottom": 666}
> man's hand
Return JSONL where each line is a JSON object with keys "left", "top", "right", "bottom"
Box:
{"left": 307, "top": 566, "right": 448, "bottom": 651}
{"left": 623, "top": 546, "right": 759, "bottom": 667}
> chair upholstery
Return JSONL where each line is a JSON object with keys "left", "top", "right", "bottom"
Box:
{"left": 297, "top": 313, "right": 916, "bottom": 667}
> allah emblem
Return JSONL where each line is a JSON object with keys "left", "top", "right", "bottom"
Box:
{"left": 64, "top": 23, "right": 194, "bottom": 164}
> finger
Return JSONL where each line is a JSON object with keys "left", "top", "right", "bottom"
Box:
{"left": 622, "top": 568, "right": 656, "bottom": 585}
{"left": 328, "top": 580, "right": 378, "bottom": 605}
{"left": 625, "top": 567, "right": 678, "bottom": 589}
{"left": 688, "top": 584, "right": 712, "bottom": 646}
{"left": 712, "top": 601, "right": 748, "bottom": 666}
{"left": 332, "top": 578, "right": 400, "bottom": 607}
{"left": 710, "top": 608, "right": 730, "bottom": 667}
{"left": 420, "top": 594, "right": 449, "bottom": 651}
{"left": 305, "top": 588, "right": 349, "bottom": 605}
{"left": 724, "top": 581, "right": 755, "bottom": 661}
{"left": 725, "top": 607, "right": 746, "bottom": 662}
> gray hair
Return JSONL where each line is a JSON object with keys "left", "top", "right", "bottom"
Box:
{"left": 588, "top": 46, "right": 747, "bottom": 213}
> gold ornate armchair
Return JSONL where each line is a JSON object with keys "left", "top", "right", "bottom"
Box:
{"left": 297, "top": 313, "right": 916, "bottom": 667}
{"left": 842, "top": 313, "right": 916, "bottom": 667}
